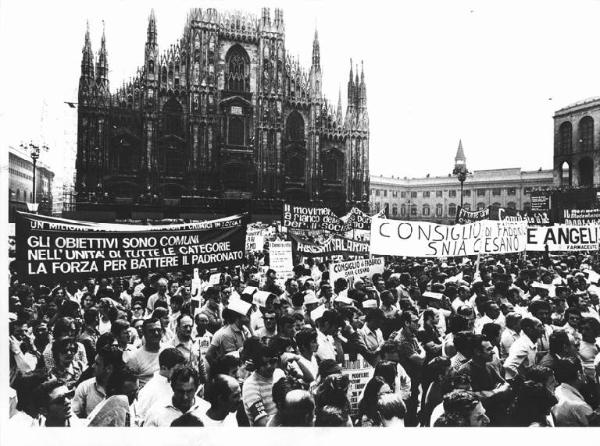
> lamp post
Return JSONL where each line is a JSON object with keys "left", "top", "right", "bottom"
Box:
{"left": 453, "top": 140, "right": 469, "bottom": 209}
{"left": 20, "top": 142, "right": 47, "bottom": 213}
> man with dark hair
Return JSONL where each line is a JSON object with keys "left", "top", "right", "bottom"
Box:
{"left": 88, "top": 366, "right": 139, "bottom": 426}
{"left": 33, "top": 379, "right": 80, "bottom": 426}
{"left": 314, "top": 309, "right": 340, "bottom": 363}
{"left": 72, "top": 345, "right": 124, "bottom": 418}
{"left": 241, "top": 341, "right": 285, "bottom": 426}
{"left": 172, "top": 314, "right": 205, "bottom": 381}
{"left": 377, "top": 393, "right": 406, "bottom": 427}
{"left": 437, "top": 390, "right": 489, "bottom": 427}
{"left": 394, "top": 310, "right": 425, "bottom": 426}
{"left": 538, "top": 330, "right": 576, "bottom": 372}
{"left": 552, "top": 357, "right": 598, "bottom": 426}
{"left": 474, "top": 302, "right": 505, "bottom": 334}
{"left": 78, "top": 308, "right": 100, "bottom": 363}
{"left": 136, "top": 347, "right": 186, "bottom": 420}
{"left": 143, "top": 365, "right": 202, "bottom": 426}
{"left": 458, "top": 335, "right": 509, "bottom": 402}
{"left": 125, "top": 318, "right": 164, "bottom": 387}
{"left": 256, "top": 309, "right": 278, "bottom": 339}
{"left": 200, "top": 374, "right": 241, "bottom": 426}
{"left": 358, "top": 308, "right": 385, "bottom": 353}
{"left": 504, "top": 317, "right": 543, "bottom": 379}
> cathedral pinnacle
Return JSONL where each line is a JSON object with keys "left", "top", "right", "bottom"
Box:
{"left": 312, "top": 27, "right": 320, "bottom": 68}
{"left": 455, "top": 139, "right": 466, "bottom": 163}
{"left": 148, "top": 9, "right": 157, "bottom": 43}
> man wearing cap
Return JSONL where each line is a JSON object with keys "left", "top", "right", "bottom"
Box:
{"left": 358, "top": 308, "right": 385, "bottom": 354}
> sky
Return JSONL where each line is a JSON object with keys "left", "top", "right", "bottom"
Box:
{"left": 2, "top": 0, "right": 600, "bottom": 184}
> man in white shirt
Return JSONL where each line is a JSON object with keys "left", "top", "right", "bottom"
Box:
{"left": 474, "top": 302, "right": 505, "bottom": 334}
{"left": 358, "top": 308, "right": 385, "bottom": 354}
{"left": 143, "top": 365, "right": 203, "bottom": 426}
{"left": 553, "top": 357, "right": 598, "bottom": 426}
{"left": 136, "top": 348, "right": 186, "bottom": 421}
{"left": 499, "top": 312, "right": 521, "bottom": 360}
{"left": 73, "top": 345, "right": 123, "bottom": 418}
{"left": 314, "top": 308, "right": 339, "bottom": 362}
{"left": 146, "top": 278, "right": 171, "bottom": 313}
{"left": 504, "top": 317, "right": 543, "bottom": 379}
{"left": 125, "top": 319, "right": 164, "bottom": 388}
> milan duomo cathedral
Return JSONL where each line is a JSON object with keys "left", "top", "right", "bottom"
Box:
{"left": 75, "top": 8, "right": 369, "bottom": 218}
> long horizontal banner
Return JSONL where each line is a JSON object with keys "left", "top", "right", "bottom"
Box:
{"left": 526, "top": 225, "right": 599, "bottom": 251}
{"left": 563, "top": 209, "right": 600, "bottom": 225}
{"left": 15, "top": 212, "right": 248, "bottom": 281}
{"left": 282, "top": 203, "right": 347, "bottom": 232}
{"left": 329, "top": 257, "right": 385, "bottom": 284}
{"left": 370, "top": 217, "right": 528, "bottom": 257}
{"left": 456, "top": 205, "right": 551, "bottom": 226}
{"left": 290, "top": 233, "right": 370, "bottom": 257}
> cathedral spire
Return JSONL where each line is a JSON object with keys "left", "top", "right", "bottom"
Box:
{"left": 312, "top": 27, "right": 320, "bottom": 68}
{"left": 347, "top": 59, "right": 354, "bottom": 104}
{"left": 81, "top": 20, "right": 94, "bottom": 79}
{"left": 359, "top": 61, "right": 367, "bottom": 107}
{"left": 147, "top": 9, "right": 157, "bottom": 44}
{"left": 337, "top": 87, "right": 343, "bottom": 124}
{"left": 96, "top": 20, "right": 108, "bottom": 86}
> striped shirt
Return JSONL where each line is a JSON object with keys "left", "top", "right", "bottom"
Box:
{"left": 242, "top": 368, "right": 285, "bottom": 426}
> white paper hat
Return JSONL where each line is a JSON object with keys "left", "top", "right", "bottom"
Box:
{"left": 362, "top": 299, "right": 378, "bottom": 309}
{"left": 310, "top": 305, "right": 326, "bottom": 322}
{"left": 303, "top": 291, "right": 319, "bottom": 305}
{"left": 253, "top": 290, "right": 271, "bottom": 307}
{"left": 228, "top": 299, "right": 251, "bottom": 316}
{"left": 423, "top": 291, "right": 443, "bottom": 300}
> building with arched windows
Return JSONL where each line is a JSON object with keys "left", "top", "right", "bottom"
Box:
{"left": 553, "top": 97, "right": 600, "bottom": 189}
{"left": 74, "top": 8, "right": 369, "bottom": 220}
{"left": 369, "top": 142, "right": 553, "bottom": 224}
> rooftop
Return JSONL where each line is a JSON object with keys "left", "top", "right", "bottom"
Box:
{"left": 555, "top": 96, "right": 600, "bottom": 114}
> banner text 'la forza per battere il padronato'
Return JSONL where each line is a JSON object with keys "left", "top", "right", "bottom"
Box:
{"left": 15, "top": 212, "right": 248, "bottom": 281}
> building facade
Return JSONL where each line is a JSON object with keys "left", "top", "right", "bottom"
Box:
{"left": 75, "top": 8, "right": 369, "bottom": 219}
{"left": 553, "top": 97, "right": 600, "bottom": 188}
{"left": 370, "top": 143, "right": 553, "bottom": 224}
{"left": 8, "top": 146, "right": 54, "bottom": 222}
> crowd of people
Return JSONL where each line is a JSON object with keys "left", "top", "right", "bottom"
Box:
{"left": 7, "top": 245, "right": 600, "bottom": 427}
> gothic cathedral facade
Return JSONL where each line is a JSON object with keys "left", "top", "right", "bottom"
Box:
{"left": 76, "top": 8, "right": 369, "bottom": 215}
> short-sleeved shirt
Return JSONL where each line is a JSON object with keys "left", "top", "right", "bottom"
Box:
{"left": 210, "top": 324, "right": 249, "bottom": 359}
{"left": 72, "top": 377, "right": 106, "bottom": 418}
{"left": 457, "top": 360, "right": 504, "bottom": 392}
{"left": 199, "top": 305, "right": 223, "bottom": 334}
{"left": 241, "top": 369, "right": 286, "bottom": 426}
{"left": 125, "top": 346, "right": 164, "bottom": 388}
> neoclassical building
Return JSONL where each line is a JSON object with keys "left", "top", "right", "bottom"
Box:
{"left": 553, "top": 96, "right": 600, "bottom": 188}
{"left": 370, "top": 142, "right": 554, "bottom": 224}
{"left": 75, "top": 7, "right": 369, "bottom": 218}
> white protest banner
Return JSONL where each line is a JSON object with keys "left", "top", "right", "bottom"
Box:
{"left": 191, "top": 268, "right": 202, "bottom": 303}
{"left": 329, "top": 257, "right": 384, "bottom": 285}
{"left": 269, "top": 241, "right": 294, "bottom": 279}
{"left": 370, "top": 217, "right": 527, "bottom": 257}
{"left": 209, "top": 273, "right": 221, "bottom": 285}
{"left": 526, "top": 225, "right": 599, "bottom": 251}
{"left": 245, "top": 226, "right": 265, "bottom": 252}
{"left": 341, "top": 355, "right": 373, "bottom": 416}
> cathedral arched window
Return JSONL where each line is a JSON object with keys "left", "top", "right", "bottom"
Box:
{"left": 401, "top": 204, "right": 406, "bottom": 216}
{"left": 286, "top": 112, "right": 305, "bottom": 142}
{"left": 392, "top": 205, "right": 398, "bottom": 216}
{"left": 288, "top": 155, "right": 304, "bottom": 179}
{"left": 225, "top": 45, "right": 250, "bottom": 92}
{"left": 162, "top": 97, "right": 183, "bottom": 136}
{"left": 578, "top": 116, "right": 594, "bottom": 151}
{"left": 559, "top": 122, "right": 572, "bottom": 154}
{"left": 162, "top": 66, "right": 168, "bottom": 83}
{"left": 161, "top": 141, "right": 185, "bottom": 177}
{"left": 422, "top": 204, "right": 430, "bottom": 216}
{"left": 148, "top": 60, "right": 154, "bottom": 74}
{"left": 323, "top": 156, "right": 340, "bottom": 181}
{"left": 228, "top": 117, "right": 245, "bottom": 146}
{"left": 561, "top": 161, "right": 571, "bottom": 187}
{"left": 436, "top": 204, "right": 443, "bottom": 217}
